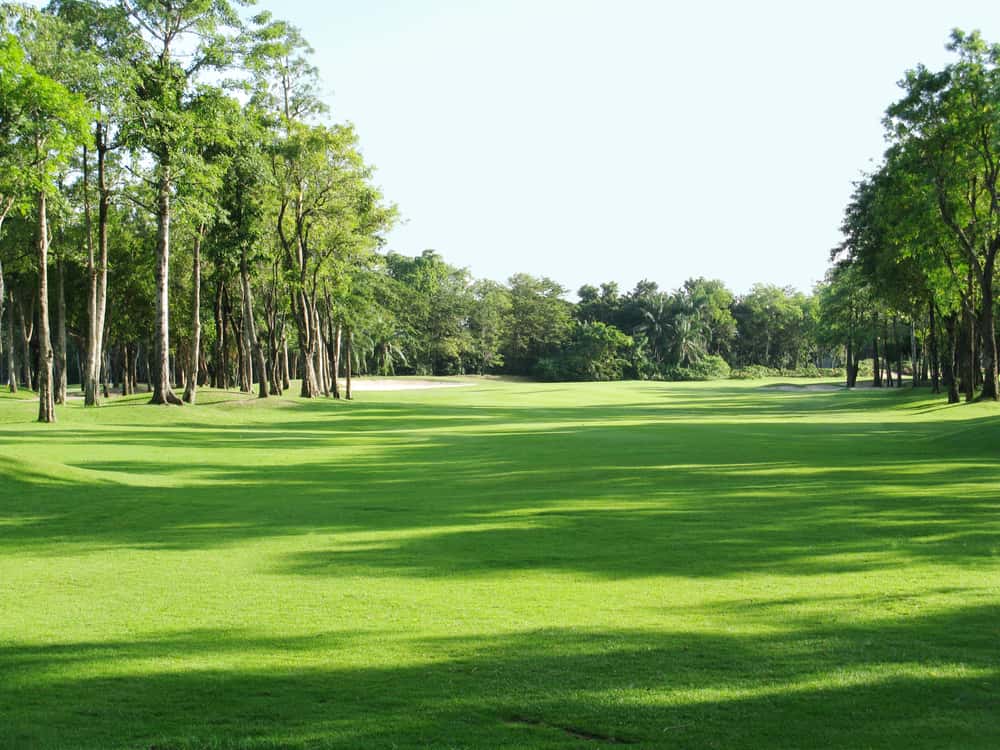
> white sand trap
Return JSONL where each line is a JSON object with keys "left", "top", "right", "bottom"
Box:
{"left": 339, "top": 378, "right": 471, "bottom": 391}
{"left": 762, "top": 383, "right": 843, "bottom": 392}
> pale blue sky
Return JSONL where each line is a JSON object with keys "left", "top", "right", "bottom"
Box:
{"left": 186, "top": 2, "right": 1000, "bottom": 294}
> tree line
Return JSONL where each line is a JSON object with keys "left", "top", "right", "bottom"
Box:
{"left": 826, "top": 29, "right": 1000, "bottom": 402}
{"left": 2, "top": 3, "right": 974, "bottom": 423}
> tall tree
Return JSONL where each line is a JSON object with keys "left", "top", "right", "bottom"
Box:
{"left": 0, "top": 32, "right": 89, "bottom": 421}
{"left": 886, "top": 30, "right": 1000, "bottom": 399}
{"left": 121, "top": 0, "right": 247, "bottom": 405}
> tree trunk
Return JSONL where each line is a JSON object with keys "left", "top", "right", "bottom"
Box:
{"left": 151, "top": 167, "right": 181, "bottom": 405}
{"left": 0, "top": 266, "right": 11, "bottom": 394}
{"left": 183, "top": 227, "right": 203, "bottom": 403}
{"left": 979, "top": 255, "right": 998, "bottom": 399}
{"left": 16, "top": 294, "right": 32, "bottom": 389}
{"left": 296, "top": 291, "right": 319, "bottom": 398}
{"left": 282, "top": 334, "right": 290, "bottom": 390}
{"left": 910, "top": 318, "right": 918, "bottom": 388}
{"left": 332, "top": 322, "right": 342, "bottom": 398}
{"left": 36, "top": 191, "right": 55, "bottom": 423}
{"left": 315, "top": 306, "right": 329, "bottom": 397}
{"left": 929, "top": 302, "right": 940, "bottom": 394}
{"left": 845, "top": 338, "right": 854, "bottom": 388}
{"left": 962, "top": 302, "right": 975, "bottom": 402}
{"left": 872, "top": 334, "right": 881, "bottom": 387}
{"left": 944, "top": 313, "right": 961, "bottom": 404}
{"left": 345, "top": 326, "right": 353, "bottom": 400}
{"left": 83, "top": 135, "right": 110, "bottom": 406}
{"left": 54, "top": 258, "right": 67, "bottom": 404}
{"left": 239, "top": 248, "right": 269, "bottom": 399}
{"left": 213, "top": 273, "right": 226, "bottom": 388}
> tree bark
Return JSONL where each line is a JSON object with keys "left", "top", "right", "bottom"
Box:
{"left": 36, "top": 191, "right": 55, "bottom": 423}
{"left": 183, "top": 226, "right": 204, "bottom": 403}
{"left": 55, "top": 257, "right": 67, "bottom": 404}
{"left": 962, "top": 302, "right": 975, "bottom": 402}
{"left": 296, "top": 291, "right": 319, "bottom": 397}
{"left": 872, "top": 334, "right": 881, "bottom": 387}
{"left": 0, "top": 264, "right": 10, "bottom": 394}
{"left": 282, "top": 333, "right": 290, "bottom": 390}
{"left": 213, "top": 272, "right": 227, "bottom": 388}
{"left": 345, "top": 326, "right": 353, "bottom": 400}
{"left": 82, "top": 134, "right": 110, "bottom": 406}
{"left": 17, "top": 293, "right": 34, "bottom": 390}
{"left": 929, "top": 302, "right": 940, "bottom": 394}
{"left": 845, "top": 338, "right": 854, "bottom": 388}
{"left": 239, "top": 248, "right": 269, "bottom": 399}
{"left": 331, "top": 321, "right": 342, "bottom": 399}
{"left": 151, "top": 166, "right": 181, "bottom": 405}
{"left": 944, "top": 313, "right": 960, "bottom": 404}
{"left": 979, "top": 254, "right": 998, "bottom": 399}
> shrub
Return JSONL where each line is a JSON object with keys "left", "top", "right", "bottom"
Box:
{"left": 663, "top": 355, "right": 731, "bottom": 381}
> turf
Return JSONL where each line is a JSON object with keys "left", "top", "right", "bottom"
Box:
{"left": 0, "top": 378, "right": 998, "bottom": 749}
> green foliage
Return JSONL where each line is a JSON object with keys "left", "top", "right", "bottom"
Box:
{"left": 661, "top": 353, "right": 731, "bottom": 381}
{"left": 533, "top": 320, "right": 633, "bottom": 381}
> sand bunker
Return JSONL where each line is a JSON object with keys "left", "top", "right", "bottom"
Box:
{"left": 762, "top": 383, "right": 843, "bottom": 392}
{"left": 341, "top": 378, "right": 471, "bottom": 391}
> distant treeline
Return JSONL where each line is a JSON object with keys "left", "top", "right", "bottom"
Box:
{"left": 1, "top": 3, "right": 973, "bottom": 425}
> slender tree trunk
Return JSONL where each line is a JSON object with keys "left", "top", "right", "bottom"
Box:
{"left": 54, "top": 258, "right": 67, "bottom": 404}
{"left": 18, "top": 295, "right": 33, "bottom": 389}
{"left": 151, "top": 166, "right": 181, "bottom": 405}
{"left": 213, "top": 273, "right": 226, "bottom": 388}
{"left": 332, "top": 321, "right": 342, "bottom": 399}
{"left": 872, "top": 334, "right": 881, "bottom": 387}
{"left": 962, "top": 301, "right": 975, "bottom": 402}
{"left": 0, "top": 265, "right": 11, "bottom": 394}
{"left": 282, "top": 333, "right": 290, "bottom": 390}
{"left": 895, "top": 318, "right": 903, "bottom": 388}
{"left": 239, "top": 248, "right": 269, "bottom": 399}
{"left": 183, "top": 226, "right": 204, "bottom": 403}
{"left": 296, "top": 291, "right": 319, "bottom": 397}
{"left": 83, "top": 135, "right": 110, "bottom": 406}
{"left": 910, "top": 318, "right": 918, "bottom": 388}
{"left": 929, "top": 302, "right": 940, "bottom": 394}
{"left": 315, "top": 306, "right": 329, "bottom": 397}
{"left": 845, "top": 338, "right": 853, "bottom": 388}
{"left": 122, "top": 344, "right": 130, "bottom": 396}
{"left": 944, "top": 313, "right": 960, "bottom": 404}
{"left": 345, "top": 326, "right": 353, "bottom": 400}
{"left": 36, "top": 191, "right": 55, "bottom": 423}
{"left": 979, "top": 256, "right": 998, "bottom": 400}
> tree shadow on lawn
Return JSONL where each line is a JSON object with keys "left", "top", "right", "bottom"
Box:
{"left": 2, "top": 603, "right": 998, "bottom": 749}
{"left": 0, "top": 403, "right": 998, "bottom": 579}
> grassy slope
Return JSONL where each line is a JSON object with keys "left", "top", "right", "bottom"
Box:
{"left": 0, "top": 379, "right": 998, "bottom": 749}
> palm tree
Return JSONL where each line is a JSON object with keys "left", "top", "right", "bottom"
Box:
{"left": 669, "top": 314, "right": 707, "bottom": 366}
{"left": 634, "top": 293, "right": 671, "bottom": 365}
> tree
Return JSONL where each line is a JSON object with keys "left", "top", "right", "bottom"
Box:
{"left": 121, "top": 0, "right": 248, "bottom": 405}
{"left": 886, "top": 30, "right": 1000, "bottom": 399}
{"left": 503, "top": 273, "right": 572, "bottom": 375}
{"left": 0, "top": 30, "right": 89, "bottom": 422}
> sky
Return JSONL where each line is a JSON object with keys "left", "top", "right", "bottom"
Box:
{"left": 175, "top": 2, "right": 1000, "bottom": 295}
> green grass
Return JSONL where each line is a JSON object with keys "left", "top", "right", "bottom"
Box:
{"left": 1, "top": 378, "right": 998, "bottom": 749}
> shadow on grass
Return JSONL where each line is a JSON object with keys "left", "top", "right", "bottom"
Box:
{"left": 0, "top": 391, "right": 999, "bottom": 580}
{"left": 2, "top": 386, "right": 1000, "bottom": 747}
{"left": 2, "top": 603, "right": 998, "bottom": 749}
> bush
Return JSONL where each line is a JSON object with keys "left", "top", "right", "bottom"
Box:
{"left": 532, "top": 322, "right": 634, "bottom": 382}
{"left": 662, "top": 355, "right": 731, "bottom": 381}
{"left": 730, "top": 365, "right": 780, "bottom": 379}
{"left": 730, "top": 364, "right": 845, "bottom": 379}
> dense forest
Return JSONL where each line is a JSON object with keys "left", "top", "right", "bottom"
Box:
{"left": 0, "top": 2, "right": 996, "bottom": 422}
